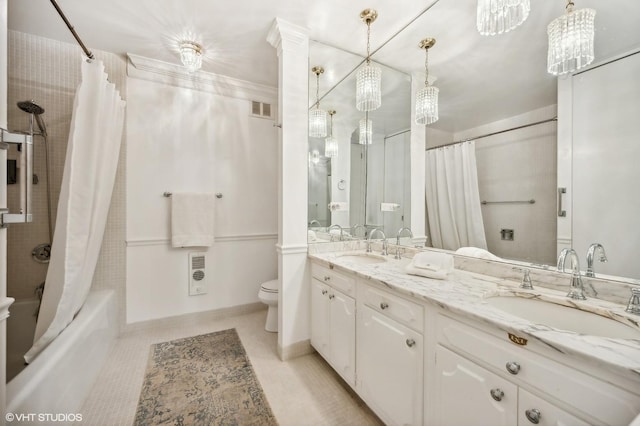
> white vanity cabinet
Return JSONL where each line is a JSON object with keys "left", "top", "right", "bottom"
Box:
{"left": 356, "top": 281, "right": 424, "bottom": 426}
{"left": 435, "top": 314, "right": 640, "bottom": 426}
{"left": 310, "top": 263, "right": 356, "bottom": 387}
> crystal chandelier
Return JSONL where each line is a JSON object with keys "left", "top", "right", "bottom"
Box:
{"left": 309, "top": 66, "right": 328, "bottom": 138}
{"left": 547, "top": 0, "right": 596, "bottom": 76}
{"left": 359, "top": 113, "right": 373, "bottom": 145}
{"left": 325, "top": 110, "right": 338, "bottom": 158}
{"left": 356, "top": 9, "right": 382, "bottom": 112}
{"left": 477, "top": 0, "right": 531, "bottom": 36}
{"left": 415, "top": 38, "right": 439, "bottom": 126}
{"left": 180, "top": 41, "right": 203, "bottom": 73}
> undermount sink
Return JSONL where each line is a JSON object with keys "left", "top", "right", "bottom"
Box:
{"left": 485, "top": 296, "right": 640, "bottom": 340}
{"left": 336, "top": 253, "right": 387, "bottom": 264}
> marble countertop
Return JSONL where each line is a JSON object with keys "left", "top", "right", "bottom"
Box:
{"left": 309, "top": 250, "right": 640, "bottom": 383}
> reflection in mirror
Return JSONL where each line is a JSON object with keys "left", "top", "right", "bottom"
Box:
{"left": 307, "top": 0, "right": 640, "bottom": 283}
{"left": 308, "top": 40, "right": 412, "bottom": 243}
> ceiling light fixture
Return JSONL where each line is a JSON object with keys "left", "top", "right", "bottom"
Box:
{"left": 309, "top": 66, "right": 328, "bottom": 138}
{"left": 180, "top": 41, "right": 203, "bottom": 73}
{"left": 325, "top": 110, "right": 338, "bottom": 158}
{"left": 547, "top": 0, "right": 596, "bottom": 76}
{"left": 415, "top": 38, "right": 439, "bottom": 126}
{"left": 359, "top": 113, "right": 373, "bottom": 145}
{"left": 477, "top": 0, "right": 531, "bottom": 36}
{"left": 356, "top": 9, "right": 382, "bottom": 112}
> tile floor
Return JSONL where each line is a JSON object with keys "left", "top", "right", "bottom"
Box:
{"left": 80, "top": 307, "right": 382, "bottom": 425}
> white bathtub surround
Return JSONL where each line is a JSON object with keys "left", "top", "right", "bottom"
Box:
{"left": 26, "top": 60, "right": 125, "bottom": 363}
{"left": 267, "top": 19, "right": 312, "bottom": 360}
{"left": 170, "top": 192, "right": 216, "bottom": 247}
{"left": 8, "top": 290, "right": 117, "bottom": 417}
{"left": 426, "top": 141, "right": 487, "bottom": 251}
{"left": 309, "top": 249, "right": 640, "bottom": 378}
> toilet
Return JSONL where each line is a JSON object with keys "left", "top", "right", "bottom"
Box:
{"left": 258, "top": 279, "right": 278, "bottom": 332}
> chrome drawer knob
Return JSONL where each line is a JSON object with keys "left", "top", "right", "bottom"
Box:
{"left": 490, "top": 388, "right": 504, "bottom": 402}
{"left": 525, "top": 409, "right": 541, "bottom": 424}
{"left": 406, "top": 338, "right": 416, "bottom": 348}
{"left": 321, "top": 289, "right": 328, "bottom": 295}
{"left": 506, "top": 361, "right": 521, "bottom": 375}
{"left": 328, "top": 294, "right": 335, "bottom": 300}
{"left": 323, "top": 275, "right": 330, "bottom": 281}
{"left": 380, "top": 302, "right": 389, "bottom": 310}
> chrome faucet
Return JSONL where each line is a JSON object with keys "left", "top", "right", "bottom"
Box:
{"left": 328, "top": 224, "right": 343, "bottom": 242}
{"left": 309, "top": 219, "right": 321, "bottom": 227}
{"left": 586, "top": 243, "right": 607, "bottom": 278}
{"left": 396, "top": 227, "right": 414, "bottom": 246}
{"left": 351, "top": 223, "right": 366, "bottom": 239}
{"left": 557, "top": 248, "right": 587, "bottom": 300}
{"left": 367, "top": 228, "right": 388, "bottom": 256}
{"left": 626, "top": 287, "right": 640, "bottom": 315}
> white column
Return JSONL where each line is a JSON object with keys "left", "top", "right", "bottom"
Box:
{"left": 267, "top": 19, "right": 312, "bottom": 360}
{"left": 556, "top": 77, "right": 572, "bottom": 256}
{"left": 410, "top": 72, "right": 427, "bottom": 247}
{"left": 0, "top": 0, "right": 12, "bottom": 418}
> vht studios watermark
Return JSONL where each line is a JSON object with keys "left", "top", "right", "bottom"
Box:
{"left": 5, "top": 413, "right": 83, "bottom": 423}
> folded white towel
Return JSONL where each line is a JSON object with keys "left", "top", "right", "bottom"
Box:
{"left": 171, "top": 192, "right": 216, "bottom": 247}
{"left": 455, "top": 247, "right": 502, "bottom": 261}
{"left": 405, "top": 251, "right": 454, "bottom": 280}
{"left": 308, "top": 230, "right": 317, "bottom": 242}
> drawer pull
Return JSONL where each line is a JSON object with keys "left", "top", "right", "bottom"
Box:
{"left": 328, "top": 294, "right": 335, "bottom": 300}
{"left": 525, "top": 409, "right": 541, "bottom": 424}
{"left": 321, "top": 289, "right": 328, "bottom": 295}
{"left": 323, "top": 275, "right": 331, "bottom": 281}
{"left": 380, "top": 302, "right": 389, "bottom": 310}
{"left": 406, "top": 338, "right": 416, "bottom": 348}
{"left": 506, "top": 361, "right": 521, "bottom": 375}
{"left": 490, "top": 388, "right": 504, "bottom": 402}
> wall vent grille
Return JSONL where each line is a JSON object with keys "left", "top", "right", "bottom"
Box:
{"left": 251, "top": 101, "right": 273, "bottom": 119}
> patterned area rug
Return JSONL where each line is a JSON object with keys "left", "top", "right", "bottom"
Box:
{"left": 134, "top": 328, "right": 278, "bottom": 426}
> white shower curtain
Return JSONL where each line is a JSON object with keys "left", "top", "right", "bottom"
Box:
{"left": 25, "top": 59, "right": 125, "bottom": 363}
{"left": 425, "top": 141, "right": 487, "bottom": 251}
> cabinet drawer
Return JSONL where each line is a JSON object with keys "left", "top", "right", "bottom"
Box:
{"left": 437, "top": 314, "right": 640, "bottom": 425}
{"left": 311, "top": 262, "right": 355, "bottom": 297}
{"left": 360, "top": 282, "right": 424, "bottom": 333}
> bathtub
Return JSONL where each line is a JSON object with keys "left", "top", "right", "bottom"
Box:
{"left": 6, "top": 298, "right": 38, "bottom": 382}
{"left": 6, "top": 290, "right": 118, "bottom": 417}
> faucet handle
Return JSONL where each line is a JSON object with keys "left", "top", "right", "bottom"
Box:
{"left": 626, "top": 287, "right": 640, "bottom": 315}
{"left": 512, "top": 267, "right": 533, "bottom": 290}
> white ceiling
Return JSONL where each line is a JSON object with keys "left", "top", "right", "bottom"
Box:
{"left": 9, "top": 0, "right": 640, "bottom": 133}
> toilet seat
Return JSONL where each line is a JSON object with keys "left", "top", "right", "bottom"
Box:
{"left": 260, "top": 279, "right": 278, "bottom": 293}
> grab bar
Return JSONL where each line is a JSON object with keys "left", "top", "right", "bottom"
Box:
{"left": 481, "top": 199, "right": 535, "bottom": 205}
{"left": 164, "top": 192, "right": 223, "bottom": 199}
{"left": 557, "top": 187, "right": 567, "bottom": 217}
{"left": 1, "top": 128, "right": 33, "bottom": 228}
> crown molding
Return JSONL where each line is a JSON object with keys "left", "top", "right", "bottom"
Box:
{"left": 127, "top": 53, "right": 277, "bottom": 103}
{"left": 267, "top": 18, "right": 309, "bottom": 53}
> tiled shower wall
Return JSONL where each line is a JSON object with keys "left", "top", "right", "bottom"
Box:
{"left": 7, "top": 31, "right": 126, "bottom": 327}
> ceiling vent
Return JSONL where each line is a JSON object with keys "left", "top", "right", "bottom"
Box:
{"left": 251, "top": 101, "right": 272, "bottom": 119}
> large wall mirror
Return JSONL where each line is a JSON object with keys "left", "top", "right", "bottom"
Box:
{"left": 307, "top": 0, "right": 640, "bottom": 283}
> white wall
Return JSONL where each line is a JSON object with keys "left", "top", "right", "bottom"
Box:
{"left": 126, "top": 68, "right": 278, "bottom": 323}
{"left": 455, "top": 105, "right": 557, "bottom": 265}
{"left": 1, "top": 0, "right": 9, "bottom": 416}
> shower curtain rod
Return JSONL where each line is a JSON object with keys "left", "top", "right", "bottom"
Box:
{"left": 426, "top": 117, "right": 558, "bottom": 151}
{"left": 49, "top": 0, "right": 95, "bottom": 60}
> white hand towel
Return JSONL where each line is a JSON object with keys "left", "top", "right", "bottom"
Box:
{"left": 171, "top": 192, "right": 216, "bottom": 247}
{"left": 405, "top": 251, "right": 454, "bottom": 280}
{"left": 455, "top": 247, "right": 502, "bottom": 261}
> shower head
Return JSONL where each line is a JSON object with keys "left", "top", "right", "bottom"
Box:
{"left": 17, "top": 100, "right": 47, "bottom": 136}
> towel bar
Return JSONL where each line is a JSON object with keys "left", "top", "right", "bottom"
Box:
{"left": 164, "top": 192, "right": 223, "bottom": 199}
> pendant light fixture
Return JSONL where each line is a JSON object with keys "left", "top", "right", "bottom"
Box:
{"left": 415, "top": 38, "right": 439, "bottom": 126}
{"left": 356, "top": 9, "right": 382, "bottom": 112}
{"left": 477, "top": 0, "right": 531, "bottom": 36}
{"left": 547, "top": 0, "right": 596, "bottom": 76}
{"left": 180, "top": 41, "right": 203, "bottom": 73}
{"left": 359, "top": 113, "right": 373, "bottom": 145}
{"left": 309, "top": 66, "right": 328, "bottom": 138}
{"left": 310, "top": 149, "right": 320, "bottom": 165}
{"left": 325, "top": 110, "right": 338, "bottom": 158}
